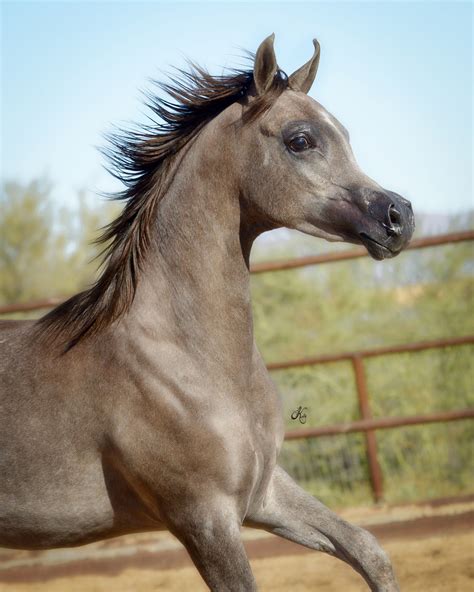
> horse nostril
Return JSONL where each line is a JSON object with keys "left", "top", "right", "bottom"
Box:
{"left": 383, "top": 204, "right": 402, "bottom": 237}
{"left": 388, "top": 204, "right": 401, "bottom": 226}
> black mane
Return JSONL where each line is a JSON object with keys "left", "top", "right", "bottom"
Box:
{"left": 36, "top": 62, "right": 288, "bottom": 351}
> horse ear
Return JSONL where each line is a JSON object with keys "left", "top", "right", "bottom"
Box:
{"left": 253, "top": 34, "right": 278, "bottom": 95}
{"left": 288, "top": 39, "right": 321, "bottom": 94}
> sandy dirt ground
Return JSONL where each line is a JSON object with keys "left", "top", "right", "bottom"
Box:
{"left": 1, "top": 497, "right": 473, "bottom": 592}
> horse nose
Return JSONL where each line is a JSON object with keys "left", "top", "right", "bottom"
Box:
{"left": 383, "top": 204, "right": 402, "bottom": 237}
{"left": 399, "top": 197, "right": 413, "bottom": 211}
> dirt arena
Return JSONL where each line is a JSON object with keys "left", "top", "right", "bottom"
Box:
{"left": 1, "top": 497, "right": 473, "bottom": 592}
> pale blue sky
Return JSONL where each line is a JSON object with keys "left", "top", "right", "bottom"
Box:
{"left": 1, "top": 1, "right": 472, "bottom": 214}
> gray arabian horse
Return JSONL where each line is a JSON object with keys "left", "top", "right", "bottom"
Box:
{"left": 0, "top": 36, "right": 414, "bottom": 591}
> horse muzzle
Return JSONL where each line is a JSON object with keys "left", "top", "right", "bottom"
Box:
{"left": 357, "top": 190, "right": 415, "bottom": 260}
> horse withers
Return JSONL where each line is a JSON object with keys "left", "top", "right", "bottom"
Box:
{"left": 0, "top": 35, "right": 414, "bottom": 591}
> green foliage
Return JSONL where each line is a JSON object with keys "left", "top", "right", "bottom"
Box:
{"left": 1, "top": 178, "right": 472, "bottom": 507}
{"left": 0, "top": 179, "right": 119, "bottom": 307}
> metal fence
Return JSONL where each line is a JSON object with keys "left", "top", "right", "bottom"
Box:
{"left": 269, "top": 335, "right": 474, "bottom": 502}
{"left": 1, "top": 229, "right": 473, "bottom": 502}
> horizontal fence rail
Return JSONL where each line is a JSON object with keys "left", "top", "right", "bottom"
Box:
{"left": 0, "top": 230, "right": 473, "bottom": 315}
{"left": 250, "top": 229, "right": 474, "bottom": 274}
{"left": 1, "top": 230, "right": 473, "bottom": 503}
{"left": 284, "top": 408, "right": 474, "bottom": 440}
{"left": 267, "top": 335, "right": 474, "bottom": 371}
{"left": 0, "top": 297, "right": 66, "bottom": 315}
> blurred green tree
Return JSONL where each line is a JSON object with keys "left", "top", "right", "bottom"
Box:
{"left": 0, "top": 178, "right": 118, "bottom": 305}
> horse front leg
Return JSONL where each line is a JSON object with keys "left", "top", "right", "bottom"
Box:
{"left": 245, "top": 465, "right": 399, "bottom": 592}
{"left": 165, "top": 499, "right": 257, "bottom": 592}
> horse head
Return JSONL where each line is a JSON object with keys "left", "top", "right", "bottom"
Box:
{"left": 238, "top": 34, "right": 415, "bottom": 260}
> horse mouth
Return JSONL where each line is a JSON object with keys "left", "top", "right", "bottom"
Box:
{"left": 359, "top": 233, "right": 397, "bottom": 261}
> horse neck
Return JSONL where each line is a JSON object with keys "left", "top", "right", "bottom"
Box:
{"left": 124, "top": 126, "right": 256, "bottom": 366}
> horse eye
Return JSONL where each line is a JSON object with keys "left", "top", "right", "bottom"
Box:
{"left": 288, "top": 135, "right": 310, "bottom": 153}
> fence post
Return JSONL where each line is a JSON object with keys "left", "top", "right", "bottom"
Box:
{"left": 352, "top": 355, "right": 384, "bottom": 503}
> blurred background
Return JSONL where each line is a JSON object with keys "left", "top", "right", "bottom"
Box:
{"left": 1, "top": 1, "right": 473, "bottom": 591}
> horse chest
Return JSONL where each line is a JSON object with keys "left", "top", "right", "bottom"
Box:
{"left": 109, "top": 357, "right": 282, "bottom": 514}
